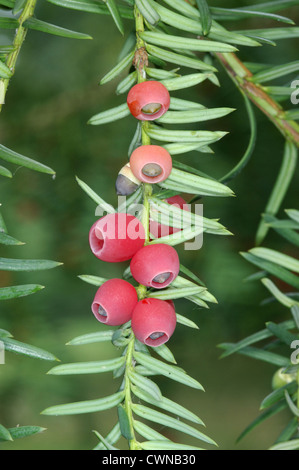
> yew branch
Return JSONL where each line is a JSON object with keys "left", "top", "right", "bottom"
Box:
{"left": 216, "top": 52, "right": 299, "bottom": 148}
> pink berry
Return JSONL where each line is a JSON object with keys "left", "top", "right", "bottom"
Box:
{"left": 150, "top": 195, "right": 190, "bottom": 239}
{"left": 89, "top": 213, "right": 145, "bottom": 263}
{"left": 130, "top": 145, "right": 172, "bottom": 184}
{"left": 131, "top": 298, "right": 177, "bottom": 347}
{"left": 92, "top": 279, "right": 138, "bottom": 326}
{"left": 127, "top": 81, "right": 170, "bottom": 121}
{"left": 130, "top": 244, "right": 180, "bottom": 289}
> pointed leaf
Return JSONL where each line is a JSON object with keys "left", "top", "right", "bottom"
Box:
{"left": 241, "top": 252, "right": 299, "bottom": 290}
{"left": 154, "top": 344, "right": 176, "bottom": 364}
{"left": 0, "top": 18, "right": 19, "bottom": 29}
{"left": 105, "top": 0, "right": 124, "bottom": 35}
{"left": 47, "top": 0, "right": 111, "bottom": 15}
{"left": 66, "top": 330, "right": 114, "bottom": 346}
{"left": 261, "top": 381, "right": 297, "bottom": 410}
{"left": 133, "top": 351, "right": 204, "bottom": 390}
{"left": 0, "top": 144, "right": 55, "bottom": 175}
{"left": 219, "top": 320, "right": 295, "bottom": 359}
{"left": 76, "top": 176, "right": 115, "bottom": 212}
{"left": 211, "top": 6, "right": 294, "bottom": 24}
{"left": 117, "top": 405, "right": 134, "bottom": 441}
{"left": 149, "top": 196, "right": 227, "bottom": 234}
{"left": 78, "top": 274, "right": 109, "bottom": 287}
{"left": 236, "top": 27, "right": 299, "bottom": 41}
{"left": 147, "top": 123, "right": 227, "bottom": 144}
{"left": 0, "top": 232, "right": 24, "bottom": 246}
{"left": 0, "top": 165, "right": 12, "bottom": 178}
{"left": 158, "top": 107, "right": 235, "bottom": 124}
{"left": 0, "top": 258, "right": 61, "bottom": 272}
{"left": 6, "top": 426, "right": 46, "bottom": 441}
{"left": 163, "top": 142, "right": 212, "bottom": 155}
{"left": 140, "top": 31, "right": 238, "bottom": 53}
{"left": 266, "top": 321, "right": 298, "bottom": 346}
{"left": 129, "top": 370, "right": 163, "bottom": 402}
{"left": 0, "top": 284, "right": 44, "bottom": 301}
{"left": 262, "top": 215, "right": 299, "bottom": 249}
{"left": 93, "top": 423, "right": 121, "bottom": 450}
{"left": 284, "top": 390, "right": 299, "bottom": 417}
{"left": 100, "top": 51, "right": 134, "bottom": 85}
{"left": 0, "top": 59, "right": 12, "bottom": 79}
{"left": 237, "top": 401, "right": 287, "bottom": 443}
{"left": 133, "top": 420, "right": 170, "bottom": 442}
{"left": 275, "top": 417, "right": 298, "bottom": 444}
{"left": 92, "top": 430, "right": 119, "bottom": 450}
{"left": 0, "top": 425, "right": 12, "bottom": 442}
{"left": 161, "top": 168, "right": 234, "bottom": 198}
{"left": 220, "top": 343, "right": 290, "bottom": 367}
{"left": 13, "top": 0, "right": 27, "bottom": 14}
{"left": 176, "top": 313, "right": 199, "bottom": 330}
{"left": 131, "top": 384, "right": 203, "bottom": 425}
{"left": 116, "top": 71, "right": 137, "bottom": 95}
{"left": 24, "top": 17, "right": 92, "bottom": 40}
{"left": 250, "top": 247, "right": 299, "bottom": 274}
{"left": 196, "top": 0, "right": 212, "bottom": 36}
{"left": 2, "top": 337, "right": 58, "bottom": 361}
{"left": 252, "top": 60, "right": 299, "bottom": 83}
{"left": 159, "top": 73, "right": 216, "bottom": 91}
{"left": 47, "top": 357, "right": 125, "bottom": 375}
{"left": 147, "top": 286, "right": 206, "bottom": 301}
{"left": 146, "top": 44, "right": 216, "bottom": 72}
{"left": 135, "top": 0, "right": 160, "bottom": 26}
{"left": 270, "top": 439, "right": 299, "bottom": 451}
{"left": 286, "top": 209, "right": 299, "bottom": 224}
{"left": 42, "top": 391, "right": 125, "bottom": 416}
{"left": 88, "top": 102, "right": 130, "bottom": 125}
{"left": 261, "top": 278, "right": 299, "bottom": 309}
{"left": 131, "top": 404, "right": 216, "bottom": 446}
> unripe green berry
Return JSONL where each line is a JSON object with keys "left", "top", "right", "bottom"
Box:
{"left": 272, "top": 368, "right": 296, "bottom": 390}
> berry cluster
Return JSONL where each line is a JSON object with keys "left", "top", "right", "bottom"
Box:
{"left": 89, "top": 81, "right": 182, "bottom": 347}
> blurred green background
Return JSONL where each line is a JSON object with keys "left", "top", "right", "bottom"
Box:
{"left": 0, "top": 0, "right": 298, "bottom": 450}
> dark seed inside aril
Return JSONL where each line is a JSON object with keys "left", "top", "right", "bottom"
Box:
{"left": 142, "top": 163, "right": 162, "bottom": 178}
{"left": 153, "top": 272, "right": 171, "bottom": 284}
{"left": 149, "top": 332, "right": 165, "bottom": 340}
{"left": 98, "top": 305, "right": 108, "bottom": 318}
{"left": 142, "top": 103, "right": 162, "bottom": 115}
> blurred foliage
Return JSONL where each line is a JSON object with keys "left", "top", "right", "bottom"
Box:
{"left": 0, "top": 0, "right": 298, "bottom": 450}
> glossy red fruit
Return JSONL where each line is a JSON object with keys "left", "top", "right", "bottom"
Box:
{"left": 89, "top": 213, "right": 145, "bottom": 263}
{"left": 130, "top": 244, "right": 180, "bottom": 289}
{"left": 150, "top": 195, "right": 190, "bottom": 239}
{"left": 130, "top": 145, "right": 172, "bottom": 184}
{"left": 127, "top": 81, "right": 170, "bottom": 121}
{"left": 92, "top": 279, "right": 138, "bottom": 326}
{"left": 132, "top": 298, "right": 177, "bottom": 347}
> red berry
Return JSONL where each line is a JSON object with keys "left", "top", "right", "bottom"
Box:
{"left": 166, "top": 299, "right": 175, "bottom": 311}
{"left": 127, "top": 81, "right": 170, "bottom": 121}
{"left": 92, "top": 279, "right": 138, "bottom": 326}
{"left": 150, "top": 195, "right": 190, "bottom": 239}
{"left": 131, "top": 298, "right": 177, "bottom": 347}
{"left": 89, "top": 213, "right": 145, "bottom": 263}
{"left": 130, "top": 145, "right": 172, "bottom": 184}
{"left": 130, "top": 244, "right": 180, "bottom": 289}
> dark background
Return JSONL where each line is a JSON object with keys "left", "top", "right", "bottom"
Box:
{"left": 0, "top": 0, "right": 298, "bottom": 450}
